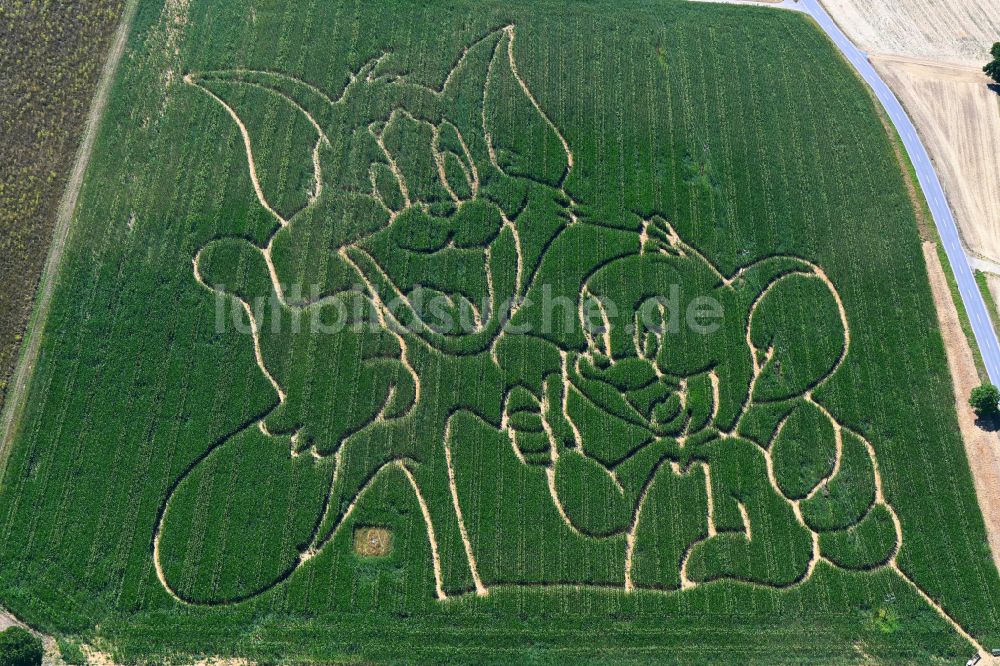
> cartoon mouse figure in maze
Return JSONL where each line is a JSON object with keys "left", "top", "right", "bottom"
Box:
{"left": 502, "top": 218, "right": 900, "bottom": 589}
{"left": 155, "top": 24, "right": 899, "bottom": 604}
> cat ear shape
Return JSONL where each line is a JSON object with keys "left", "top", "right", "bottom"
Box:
{"left": 187, "top": 57, "right": 393, "bottom": 221}
{"left": 186, "top": 71, "right": 327, "bottom": 222}
{"left": 482, "top": 27, "right": 571, "bottom": 187}
{"left": 433, "top": 29, "right": 504, "bottom": 181}
{"left": 433, "top": 26, "right": 570, "bottom": 188}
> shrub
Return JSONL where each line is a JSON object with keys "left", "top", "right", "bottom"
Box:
{"left": 0, "top": 627, "right": 43, "bottom": 666}
{"left": 984, "top": 42, "right": 1000, "bottom": 84}
{"left": 57, "top": 638, "right": 86, "bottom": 665}
{"left": 969, "top": 383, "right": 1000, "bottom": 418}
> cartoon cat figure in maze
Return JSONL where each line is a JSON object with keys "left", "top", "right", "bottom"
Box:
{"left": 155, "top": 25, "right": 900, "bottom": 604}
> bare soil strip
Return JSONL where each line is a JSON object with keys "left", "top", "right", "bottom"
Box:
{"left": 922, "top": 241, "right": 1000, "bottom": 573}
{"left": 989, "top": 274, "right": 1000, "bottom": 328}
{"left": 0, "top": 0, "right": 140, "bottom": 485}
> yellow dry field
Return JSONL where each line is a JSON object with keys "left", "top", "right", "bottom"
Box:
{"left": 820, "top": 1, "right": 1000, "bottom": 264}
{"left": 820, "top": 0, "right": 999, "bottom": 66}
{"left": 873, "top": 56, "right": 1000, "bottom": 262}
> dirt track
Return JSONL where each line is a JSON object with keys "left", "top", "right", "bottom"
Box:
{"left": 923, "top": 242, "right": 1000, "bottom": 574}
{"left": 0, "top": 1, "right": 139, "bottom": 481}
{"left": 0, "top": 610, "right": 18, "bottom": 632}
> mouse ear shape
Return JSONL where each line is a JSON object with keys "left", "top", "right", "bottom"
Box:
{"left": 481, "top": 27, "right": 571, "bottom": 187}
{"left": 748, "top": 270, "right": 847, "bottom": 403}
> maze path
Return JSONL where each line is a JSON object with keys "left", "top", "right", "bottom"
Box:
{"left": 149, "top": 24, "right": 985, "bottom": 657}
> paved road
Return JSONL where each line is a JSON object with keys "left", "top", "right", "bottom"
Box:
{"left": 796, "top": 0, "right": 1000, "bottom": 385}
{"left": 695, "top": 0, "right": 1000, "bottom": 385}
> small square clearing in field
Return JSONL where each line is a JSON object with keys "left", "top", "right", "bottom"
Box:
{"left": 353, "top": 526, "right": 392, "bottom": 557}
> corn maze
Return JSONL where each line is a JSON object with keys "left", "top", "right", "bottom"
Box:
{"left": 1, "top": 1, "right": 999, "bottom": 662}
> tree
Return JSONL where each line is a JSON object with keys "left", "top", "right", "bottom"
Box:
{"left": 969, "top": 383, "right": 1000, "bottom": 418}
{"left": 985, "top": 42, "right": 1000, "bottom": 84}
{"left": 0, "top": 627, "right": 43, "bottom": 666}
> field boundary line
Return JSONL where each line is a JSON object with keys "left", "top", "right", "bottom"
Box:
{"left": 0, "top": 0, "right": 140, "bottom": 486}
{"left": 800, "top": 0, "right": 1000, "bottom": 381}
{"left": 692, "top": 0, "right": 994, "bottom": 659}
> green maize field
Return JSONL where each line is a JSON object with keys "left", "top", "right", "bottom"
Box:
{"left": 1, "top": 0, "right": 998, "bottom": 662}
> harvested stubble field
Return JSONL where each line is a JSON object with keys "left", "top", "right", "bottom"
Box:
{"left": 0, "top": 0, "right": 998, "bottom": 663}
{"left": 872, "top": 56, "right": 1000, "bottom": 263}
{"left": 819, "top": 0, "right": 1000, "bottom": 67}
{"left": 821, "top": 0, "right": 1000, "bottom": 282}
